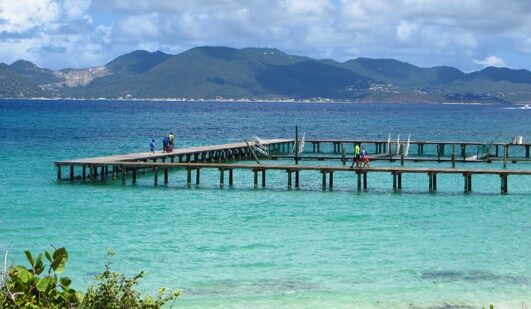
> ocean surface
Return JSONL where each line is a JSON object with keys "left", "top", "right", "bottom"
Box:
{"left": 0, "top": 100, "right": 530, "bottom": 308}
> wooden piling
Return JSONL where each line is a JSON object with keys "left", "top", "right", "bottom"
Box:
{"left": 253, "top": 170, "right": 258, "bottom": 189}
{"left": 153, "top": 166, "right": 158, "bottom": 186}
{"left": 262, "top": 170, "right": 266, "bottom": 188}
{"left": 219, "top": 168, "right": 224, "bottom": 188}
{"left": 187, "top": 168, "right": 192, "bottom": 187}
{"left": 500, "top": 174, "right": 508, "bottom": 193}
{"left": 295, "top": 170, "right": 300, "bottom": 189}
{"left": 329, "top": 172, "right": 334, "bottom": 189}
{"left": 451, "top": 145, "right": 456, "bottom": 168}
{"left": 196, "top": 169, "right": 201, "bottom": 184}
{"left": 121, "top": 167, "right": 126, "bottom": 185}
{"left": 363, "top": 172, "right": 368, "bottom": 190}
{"left": 287, "top": 170, "right": 292, "bottom": 189}
{"left": 229, "top": 169, "right": 233, "bottom": 186}
{"left": 57, "top": 165, "right": 62, "bottom": 181}
{"left": 164, "top": 168, "right": 168, "bottom": 184}
{"left": 503, "top": 145, "right": 508, "bottom": 168}
{"left": 321, "top": 171, "right": 327, "bottom": 190}
{"left": 132, "top": 168, "right": 137, "bottom": 184}
{"left": 357, "top": 172, "right": 361, "bottom": 191}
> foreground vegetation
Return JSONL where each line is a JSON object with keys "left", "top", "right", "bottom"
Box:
{"left": 0, "top": 248, "right": 180, "bottom": 308}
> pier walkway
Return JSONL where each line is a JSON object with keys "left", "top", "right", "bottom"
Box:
{"left": 55, "top": 138, "right": 531, "bottom": 194}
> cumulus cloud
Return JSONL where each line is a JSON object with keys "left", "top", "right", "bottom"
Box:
{"left": 474, "top": 56, "right": 506, "bottom": 67}
{"left": 2, "top": 0, "right": 531, "bottom": 70}
{"left": 396, "top": 20, "right": 416, "bottom": 41}
{"left": 0, "top": 0, "right": 60, "bottom": 33}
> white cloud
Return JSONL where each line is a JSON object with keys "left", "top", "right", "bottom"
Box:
{"left": 2, "top": 0, "right": 531, "bottom": 71}
{"left": 0, "top": 0, "right": 60, "bottom": 33}
{"left": 396, "top": 20, "right": 416, "bottom": 41}
{"left": 474, "top": 56, "right": 506, "bottom": 67}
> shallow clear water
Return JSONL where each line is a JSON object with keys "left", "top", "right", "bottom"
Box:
{"left": 0, "top": 100, "right": 530, "bottom": 308}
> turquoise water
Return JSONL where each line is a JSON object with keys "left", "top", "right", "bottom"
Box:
{"left": 1, "top": 100, "right": 530, "bottom": 308}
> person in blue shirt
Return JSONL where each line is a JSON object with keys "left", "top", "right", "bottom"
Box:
{"left": 162, "top": 136, "right": 169, "bottom": 153}
{"left": 149, "top": 139, "right": 155, "bottom": 155}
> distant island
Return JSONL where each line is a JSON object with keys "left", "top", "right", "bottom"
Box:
{"left": 2, "top": 46, "right": 531, "bottom": 103}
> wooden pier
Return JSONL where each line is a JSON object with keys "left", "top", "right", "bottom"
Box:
{"left": 55, "top": 138, "right": 531, "bottom": 194}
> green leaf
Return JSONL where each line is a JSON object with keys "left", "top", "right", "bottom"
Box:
{"left": 51, "top": 247, "right": 68, "bottom": 273}
{"left": 24, "top": 251, "right": 35, "bottom": 268}
{"left": 15, "top": 266, "right": 31, "bottom": 283}
{"left": 35, "top": 254, "right": 45, "bottom": 275}
{"left": 36, "top": 277, "right": 51, "bottom": 292}
{"left": 45, "top": 251, "right": 53, "bottom": 263}
{"left": 60, "top": 276, "right": 72, "bottom": 287}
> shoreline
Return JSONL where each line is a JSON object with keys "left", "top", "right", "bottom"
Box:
{"left": 0, "top": 97, "right": 513, "bottom": 105}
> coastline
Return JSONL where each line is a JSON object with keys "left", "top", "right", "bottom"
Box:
{"left": 0, "top": 96, "right": 511, "bottom": 105}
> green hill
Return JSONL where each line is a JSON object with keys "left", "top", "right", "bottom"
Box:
{"left": 5, "top": 46, "right": 531, "bottom": 103}
{"left": 0, "top": 63, "right": 49, "bottom": 98}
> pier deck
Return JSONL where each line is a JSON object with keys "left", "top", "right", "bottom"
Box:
{"left": 55, "top": 137, "right": 530, "bottom": 194}
{"left": 62, "top": 138, "right": 293, "bottom": 164}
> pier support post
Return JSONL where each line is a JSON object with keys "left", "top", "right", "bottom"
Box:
{"left": 132, "top": 168, "right": 137, "bottom": 184}
{"left": 393, "top": 172, "right": 397, "bottom": 190}
{"left": 321, "top": 171, "right": 327, "bottom": 190}
{"left": 526, "top": 145, "right": 530, "bottom": 158}
{"left": 463, "top": 173, "right": 472, "bottom": 193}
{"left": 164, "top": 168, "right": 168, "bottom": 185}
{"left": 219, "top": 168, "right": 224, "bottom": 188}
{"left": 187, "top": 168, "right": 192, "bottom": 187}
{"left": 253, "top": 170, "right": 258, "bottom": 189}
{"left": 428, "top": 173, "right": 437, "bottom": 192}
{"left": 196, "top": 169, "right": 201, "bottom": 184}
{"left": 69, "top": 165, "right": 74, "bottom": 181}
{"left": 121, "top": 167, "right": 126, "bottom": 185}
{"left": 461, "top": 144, "right": 466, "bottom": 160}
{"left": 357, "top": 172, "right": 362, "bottom": 191}
{"left": 451, "top": 145, "right": 456, "bottom": 168}
{"left": 287, "top": 170, "right": 292, "bottom": 190}
{"left": 229, "top": 169, "right": 233, "bottom": 186}
{"left": 153, "top": 167, "right": 158, "bottom": 186}
{"left": 500, "top": 174, "right": 508, "bottom": 193}
{"left": 363, "top": 172, "right": 368, "bottom": 190}
{"left": 329, "top": 172, "right": 334, "bottom": 190}
{"left": 100, "top": 166, "right": 105, "bottom": 181}
{"left": 503, "top": 145, "right": 508, "bottom": 168}
{"left": 400, "top": 153, "right": 405, "bottom": 166}
{"left": 262, "top": 170, "right": 266, "bottom": 188}
{"left": 57, "top": 165, "right": 62, "bottom": 181}
{"left": 82, "top": 165, "right": 86, "bottom": 180}
{"left": 295, "top": 170, "right": 300, "bottom": 189}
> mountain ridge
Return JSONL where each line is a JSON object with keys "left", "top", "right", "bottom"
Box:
{"left": 2, "top": 46, "right": 531, "bottom": 103}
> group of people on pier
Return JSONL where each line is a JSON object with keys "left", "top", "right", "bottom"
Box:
{"left": 351, "top": 143, "right": 370, "bottom": 168}
{"left": 149, "top": 132, "right": 175, "bottom": 155}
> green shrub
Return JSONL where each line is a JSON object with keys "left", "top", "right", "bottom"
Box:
{"left": 0, "top": 248, "right": 180, "bottom": 309}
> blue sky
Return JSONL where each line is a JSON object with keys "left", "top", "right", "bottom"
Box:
{"left": 1, "top": 0, "right": 531, "bottom": 71}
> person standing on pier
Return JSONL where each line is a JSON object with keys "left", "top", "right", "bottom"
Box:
{"left": 162, "top": 136, "right": 169, "bottom": 153}
{"left": 168, "top": 132, "right": 175, "bottom": 152}
{"left": 351, "top": 143, "right": 361, "bottom": 168}
{"left": 362, "top": 146, "right": 370, "bottom": 168}
{"left": 149, "top": 139, "right": 156, "bottom": 155}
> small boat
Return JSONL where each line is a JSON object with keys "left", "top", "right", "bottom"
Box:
{"left": 521, "top": 104, "right": 531, "bottom": 110}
